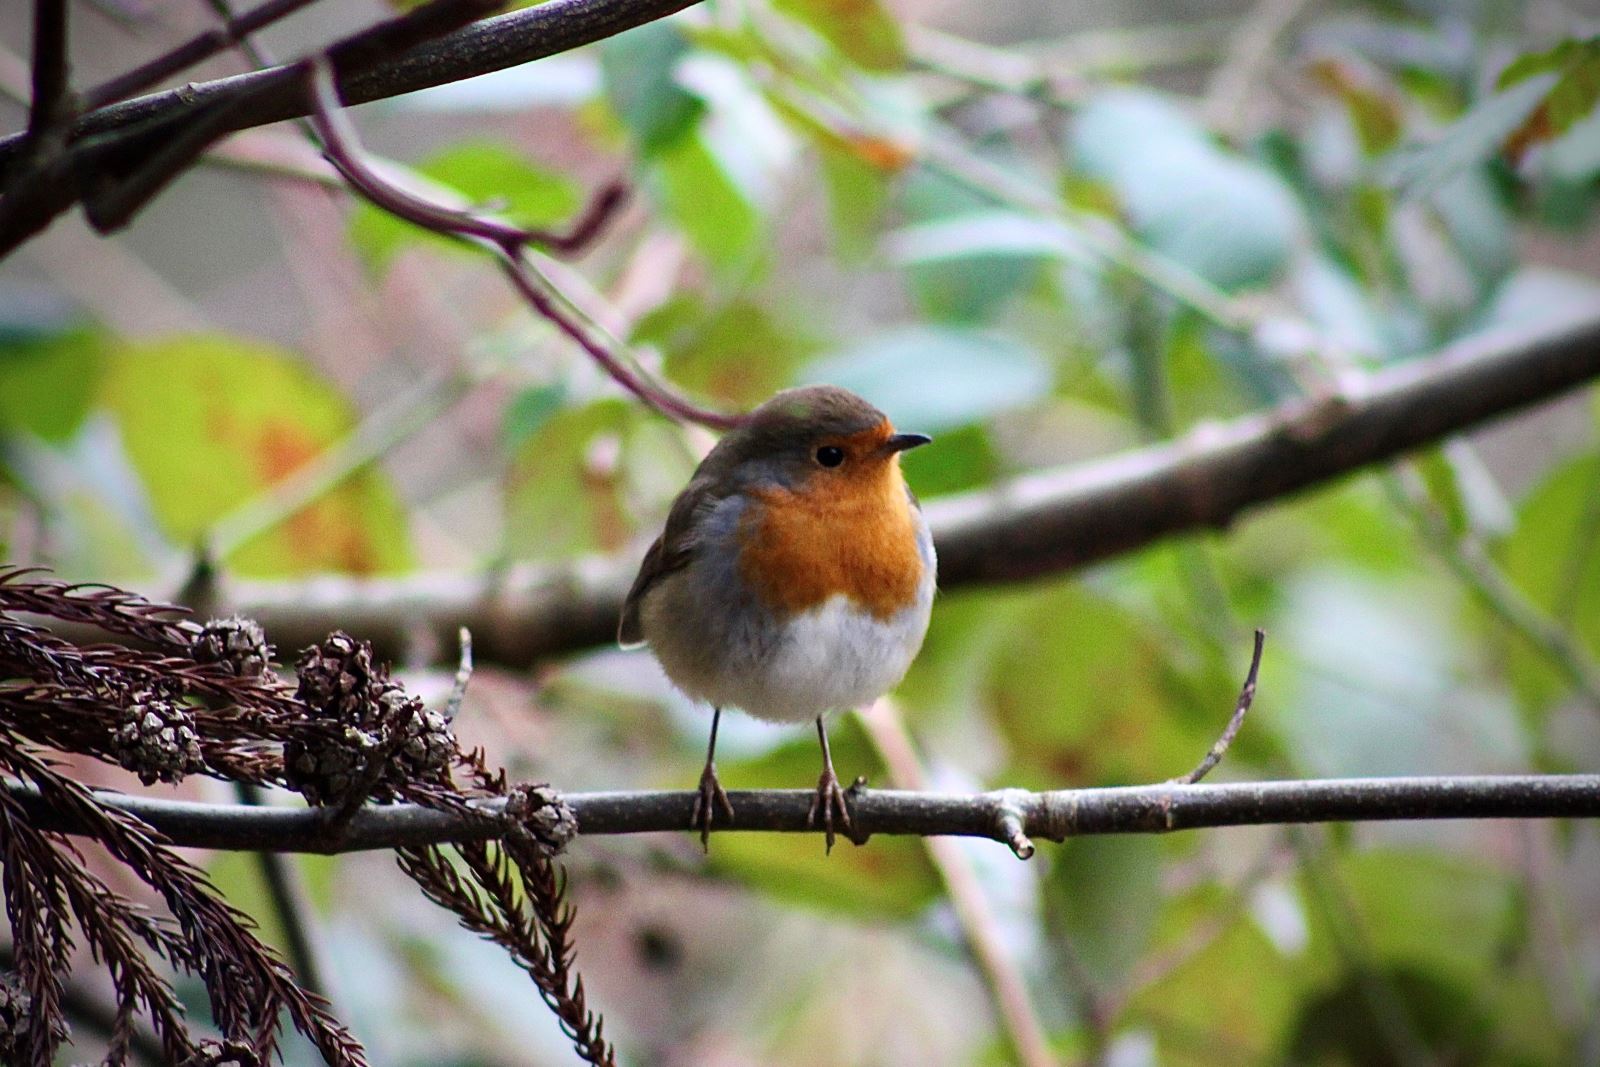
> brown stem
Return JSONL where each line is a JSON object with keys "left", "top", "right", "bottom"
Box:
{"left": 1171, "top": 629, "right": 1264, "bottom": 785}
{"left": 83, "top": 0, "right": 324, "bottom": 109}
{"left": 304, "top": 55, "right": 743, "bottom": 430}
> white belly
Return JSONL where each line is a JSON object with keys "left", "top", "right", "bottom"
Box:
{"left": 709, "top": 595, "right": 929, "bottom": 722}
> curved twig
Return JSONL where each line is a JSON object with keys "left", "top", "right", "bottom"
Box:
{"left": 305, "top": 57, "right": 743, "bottom": 430}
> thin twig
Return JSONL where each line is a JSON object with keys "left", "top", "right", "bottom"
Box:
{"left": 199, "top": 0, "right": 281, "bottom": 71}
{"left": 27, "top": 0, "right": 71, "bottom": 137}
{"left": 858, "top": 698, "right": 1058, "bottom": 1067}
{"left": 1201, "top": 0, "right": 1310, "bottom": 138}
{"left": 303, "top": 57, "right": 743, "bottom": 431}
{"left": 232, "top": 782, "right": 336, "bottom": 1003}
{"left": 83, "top": 0, "right": 323, "bottom": 109}
{"left": 446, "top": 627, "right": 473, "bottom": 720}
{"left": 1171, "top": 629, "right": 1265, "bottom": 785}
{"left": 0, "top": 0, "right": 511, "bottom": 255}
{"left": 7, "top": 774, "right": 1600, "bottom": 854}
{"left": 0, "top": 0, "right": 702, "bottom": 179}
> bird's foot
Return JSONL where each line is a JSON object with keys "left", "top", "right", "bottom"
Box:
{"left": 806, "top": 765, "right": 853, "bottom": 854}
{"left": 691, "top": 761, "right": 735, "bottom": 852}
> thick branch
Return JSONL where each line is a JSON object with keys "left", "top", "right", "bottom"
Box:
{"left": 0, "top": 0, "right": 701, "bottom": 178}
{"left": 6, "top": 775, "right": 1599, "bottom": 855}
{"left": 196, "top": 309, "right": 1600, "bottom": 667}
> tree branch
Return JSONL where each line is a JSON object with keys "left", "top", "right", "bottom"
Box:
{"left": 183, "top": 308, "right": 1600, "bottom": 667}
{"left": 7, "top": 775, "right": 1599, "bottom": 856}
{"left": 27, "top": 0, "right": 70, "bottom": 137}
{"left": 0, "top": 0, "right": 512, "bottom": 255}
{"left": 0, "top": 0, "right": 702, "bottom": 180}
{"left": 83, "top": 0, "right": 323, "bottom": 110}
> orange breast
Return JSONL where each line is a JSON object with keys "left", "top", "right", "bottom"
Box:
{"left": 737, "top": 461, "right": 925, "bottom": 621}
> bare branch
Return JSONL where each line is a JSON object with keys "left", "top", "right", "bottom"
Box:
{"left": 1171, "top": 628, "right": 1264, "bottom": 785}
{"left": 0, "top": 0, "right": 509, "bottom": 255}
{"left": 0, "top": 0, "right": 700, "bottom": 177}
{"left": 27, "top": 0, "right": 70, "bottom": 137}
{"left": 176, "top": 309, "right": 1600, "bottom": 668}
{"left": 305, "top": 57, "right": 740, "bottom": 429}
{"left": 83, "top": 0, "right": 323, "bottom": 110}
{"left": 7, "top": 775, "right": 1599, "bottom": 855}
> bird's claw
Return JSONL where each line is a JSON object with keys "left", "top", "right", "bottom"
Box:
{"left": 807, "top": 766, "right": 853, "bottom": 854}
{"left": 691, "top": 761, "right": 734, "bottom": 852}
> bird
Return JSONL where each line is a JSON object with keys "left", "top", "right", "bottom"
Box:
{"left": 619, "top": 385, "right": 936, "bottom": 851}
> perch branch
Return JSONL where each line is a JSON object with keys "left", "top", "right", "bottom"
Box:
{"left": 6, "top": 775, "right": 1599, "bottom": 854}
{"left": 168, "top": 307, "right": 1600, "bottom": 667}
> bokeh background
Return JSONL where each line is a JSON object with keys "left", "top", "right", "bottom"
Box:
{"left": 4, "top": 0, "right": 1600, "bottom": 1063}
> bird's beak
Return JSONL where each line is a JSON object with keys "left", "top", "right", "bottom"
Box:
{"left": 882, "top": 432, "right": 932, "bottom": 455}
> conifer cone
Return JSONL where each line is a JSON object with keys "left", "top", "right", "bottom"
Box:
{"left": 192, "top": 616, "right": 273, "bottom": 678}
{"left": 113, "top": 690, "right": 205, "bottom": 785}
{"left": 0, "top": 972, "right": 32, "bottom": 1058}
{"left": 286, "top": 632, "right": 454, "bottom": 805}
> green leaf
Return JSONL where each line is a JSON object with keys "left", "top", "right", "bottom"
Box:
{"left": 98, "top": 335, "right": 414, "bottom": 577}
{"left": 1044, "top": 835, "right": 1163, "bottom": 986}
{"left": 634, "top": 296, "right": 819, "bottom": 408}
{"left": 500, "top": 382, "right": 568, "bottom": 450}
{"left": 709, "top": 716, "right": 941, "bottom": 919}
{"left": 0, "top": 328, "right": 105, "bottom": 443}
{"left": 802, "top": 326, "right": 1051, "bottom": 433}
{"left": 1286, "top": 847, "right": 1561, "bottom": 1064}
{"left": 1282, "top": 964, "right": 1497, "bottom": 1067}
{"left": 979, "top": 580, "right": 1223, "bottom": 789}
{"left": 504, "top": 399, "right": 694, "bottom": 560}
{"left": 348, "top": 142, "right": 581, "bottom": 274}
{"left": 1125, "top": 882, "right": 1314, "bottom": 1063}
{"left": 1072, "top": 89, "right": 1302, "bottom": 291}
{"left": 1332, "top": 849, "right": 1518, "bottom": 988}
{"left": 772, "top": 0, "right": 906, "bottom": 72}
{"left": 651, "top": 132, "right": 763, "bottom": 268}
{"left": 886, "top": 212, "right": 1076, "bottom": 322}
{"left": 1497, "top": 36, "right": 1600, "bottom": 91}
{"left": 1497, "top": 452, "right": 1600, "bottom": 718}
{"left": 898, "top": 422, "right": 999, "bottom": 498}
{"left": 1386, "top": 74, "right": 1559, "bottom": 200}
{"left": 818, "top": 141, "right": 892, "bottom": 260}
{"left": 893, "top": 585, "right": 1036, "bottom": 728}
{"left": 600, "top": 21, "right": 705, "bottom": 155}
{"left": 504, "top": 399, "right": 637, "bottom": 560}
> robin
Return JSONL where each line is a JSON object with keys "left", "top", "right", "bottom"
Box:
{"left": 619, "top": 385, "right": 935, "bottom": 851}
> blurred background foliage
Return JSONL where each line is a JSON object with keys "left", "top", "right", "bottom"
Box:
{"left": 3, "top": 0, "right": 1600, "bottom": 1063}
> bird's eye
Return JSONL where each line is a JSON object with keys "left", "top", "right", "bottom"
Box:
{"left": 815, "top": 446, "right": 845, "bottom": 468}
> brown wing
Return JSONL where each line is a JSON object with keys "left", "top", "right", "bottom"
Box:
{"left": 617, "top": 477, "right": 724, "bottom": 647}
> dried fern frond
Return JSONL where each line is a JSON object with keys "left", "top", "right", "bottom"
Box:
{"left": 0, "top": 570, "right": 614, "bottom": 1066}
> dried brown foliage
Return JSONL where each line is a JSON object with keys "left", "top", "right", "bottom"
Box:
{"left": 398, "top": 776, "right": 613, "bottom": 1067}
{"left": 0, "top": 568, "right": 611, "bottom": 1066}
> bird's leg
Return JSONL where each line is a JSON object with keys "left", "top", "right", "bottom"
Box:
{"left": 806, "top": 716, "right": 852, "bottom": 853}
{"left": 692, "top": 707, "right": 735, "bottom": 851}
